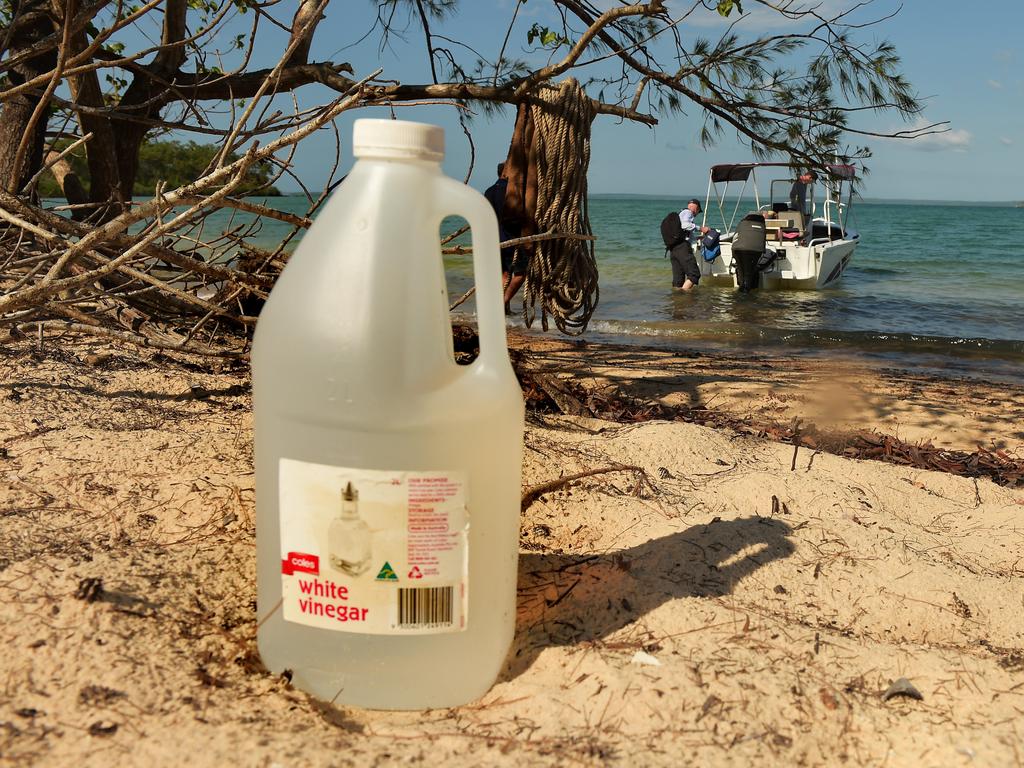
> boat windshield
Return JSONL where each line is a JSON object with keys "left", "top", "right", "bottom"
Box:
{"left": 769, "top": 178, "right": 814, "bottom": 215}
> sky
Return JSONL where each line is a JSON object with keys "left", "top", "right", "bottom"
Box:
{"left": 146, "top": 1, "right": 1024, "bottom": 202}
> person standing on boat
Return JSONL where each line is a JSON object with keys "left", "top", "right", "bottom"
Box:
{"left": 672, "top": 198, "right": 709, "bottom": 291}
{"left": 789, "top": 170, "right": 817, "bottom": 217}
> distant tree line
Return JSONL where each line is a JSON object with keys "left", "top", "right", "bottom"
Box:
{"left": 37, "top": 140, "right": 282, "bottom": 199}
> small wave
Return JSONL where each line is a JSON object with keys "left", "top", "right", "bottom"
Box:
{"left": 585, "top": 319, "right": 1024, "bottom": 362}
{"left": 851, "top": 266, "right": 901, "bottom": 276}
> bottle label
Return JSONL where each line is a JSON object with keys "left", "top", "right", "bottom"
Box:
{"left": 278, "top": 459, "right": 469, "bottom": 635}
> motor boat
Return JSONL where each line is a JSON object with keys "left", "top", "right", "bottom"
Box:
{"left": 697, "top": 162, "right": 859, "bottom": 290}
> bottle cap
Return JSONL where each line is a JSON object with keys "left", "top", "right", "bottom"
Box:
{"left": 352, "top": 119, "right": 445, "bottom": 161}
{"left": 342, "top": 481, "right": 358, "bottom": 502}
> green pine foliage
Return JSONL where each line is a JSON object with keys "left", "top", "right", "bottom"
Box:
{"left": 38, "top": 139, "right": 281, "bottom": 198}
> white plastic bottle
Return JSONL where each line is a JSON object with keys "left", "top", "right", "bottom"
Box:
{"left": 251, "top": 119, "right": 525, "bottom": 710}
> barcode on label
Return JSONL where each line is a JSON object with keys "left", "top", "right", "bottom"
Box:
{"left": 397, "top": 586, "right": 454, "bottom": 628}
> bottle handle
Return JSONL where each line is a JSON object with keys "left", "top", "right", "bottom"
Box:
{"left": 433, "top": 175, "right": 509, "bottom": 367}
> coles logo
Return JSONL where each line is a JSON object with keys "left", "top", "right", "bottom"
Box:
{"left": 281, "top": 552, "right": 319, "bottom": 576}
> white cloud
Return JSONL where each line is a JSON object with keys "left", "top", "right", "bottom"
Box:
{"left": 896, "top": 118, "right": 972, "bottom": 153}
{"left": 913, "top": 128, "right": 971, "bottom": 153}
{"left": 988, "top": 79, "right": 1003, "bottom": 90}
{"left": 1000, "top": 137, "right": 1013, "bottom": 146}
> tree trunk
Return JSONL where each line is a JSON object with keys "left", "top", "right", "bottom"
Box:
{"left": 0, "top": 2, "right": 57, "bottom": 195}
{"left": 502, "top": 102, "right": 540, "bottom": 255}
{"left": 104, "top": 0, "right": 187, "bottom": 208}
{"left": 286, "top": 0, "right": 324, "bottom": 66}
{"left": 64, "top": 28, "right": 124, "bottom": 219}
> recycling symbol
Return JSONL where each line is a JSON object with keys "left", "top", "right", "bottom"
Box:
{"left": 407, "top": 566, "right": 423, "bottom": 579}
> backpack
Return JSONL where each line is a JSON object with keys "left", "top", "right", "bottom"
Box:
{"left": 660, "top": 211, "right": 686, "bottom": 249}
{"left": 701, "top": 228, "right": 721, "bottom": 262}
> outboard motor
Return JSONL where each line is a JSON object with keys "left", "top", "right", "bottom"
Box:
{"left": 732, "top": 213, "right": 766, "bottom": 292}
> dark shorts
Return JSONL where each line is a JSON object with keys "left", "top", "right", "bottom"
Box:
{"left": 669, "top": 242, "right": 700, "bottom": 287}
{"left": 502, "top": 248, "right": 529, "bottom": 276}
{"left": 500, "top": 224, "right": 526, "bottom": 275}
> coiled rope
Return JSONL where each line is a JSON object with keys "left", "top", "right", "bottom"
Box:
{"left": 507, "top": 78, "right": 599, "bottom": 335}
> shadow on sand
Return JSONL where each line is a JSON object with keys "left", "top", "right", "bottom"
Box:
{"left": 504, "top": 516, "right": 794, "bottom": 679}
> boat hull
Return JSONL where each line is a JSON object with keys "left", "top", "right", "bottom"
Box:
{"left": 699, "top": 238, "right": 858, "bottom": 290}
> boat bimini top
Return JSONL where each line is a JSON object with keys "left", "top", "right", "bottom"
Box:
{"left": 702, "top": 162, "right": 857, "bottom": 237}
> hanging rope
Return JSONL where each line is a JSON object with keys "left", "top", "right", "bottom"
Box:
{"left": 503, "top": 78, "right": 599, "bottom": 334}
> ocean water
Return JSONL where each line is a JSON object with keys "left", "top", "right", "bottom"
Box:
{"left": 196, "top": 194, "right": 1024, "bottom": 380}
{"left": 568, "top": 196, "right": 1024, "bottom": 380}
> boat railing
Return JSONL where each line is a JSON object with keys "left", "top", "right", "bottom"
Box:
{"left": 806, "top": 193, "right": 855, "bottom": 246}
{"left": 821, "top": 197, "right": 843, "bottom": 222}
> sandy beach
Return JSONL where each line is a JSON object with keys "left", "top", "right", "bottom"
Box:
{"left": 2, "top": 330, "right": 1022, "bottom": 767}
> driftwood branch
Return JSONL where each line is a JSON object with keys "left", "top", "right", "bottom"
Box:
{"left": 174, "top": 196, "right": 312, "bottom": 229}
{"left": 447, "top": 230, "right": 600, "bottom": 311}
{"left": 442, "top": 229, "right": 597, "bottom": 256}
{"left": 0, "top": 65, "right": 379, "bottom": 355}
{"left": 522, "top": 465, "right": 646, "bottom": 511}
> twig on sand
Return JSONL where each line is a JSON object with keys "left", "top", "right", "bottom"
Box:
{"left": 521, "top": 464, "right": 645, "bottom": 511}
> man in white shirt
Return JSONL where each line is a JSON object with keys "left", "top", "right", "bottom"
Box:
{"left": 672, "top": 198, "right": 710, "bottom": 291}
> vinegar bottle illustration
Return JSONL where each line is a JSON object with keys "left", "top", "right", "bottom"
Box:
{"left": 252, "top": 118, "right": 524, "bottom": 710}
{"left": 328, "top": 482, "right": 371, "bottom": 576}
